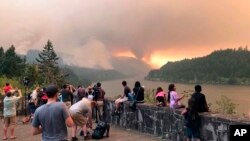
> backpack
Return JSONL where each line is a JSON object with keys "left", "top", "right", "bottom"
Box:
{"left": 41, "top": 92, "right": 48, "bottom": 100}
{"left": 92, "top": 121, "right": 110, "bottom": 139}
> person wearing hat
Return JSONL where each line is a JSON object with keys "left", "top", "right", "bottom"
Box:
{"left": 32, "top": 85, "right": 74, "bottom": 141}
{"left": 3, "top": 89, "right": 22, "bottom": 140}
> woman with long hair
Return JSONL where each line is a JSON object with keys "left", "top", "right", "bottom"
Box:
{"left": 168, "top": 84, "right": 185, "bottom": 109}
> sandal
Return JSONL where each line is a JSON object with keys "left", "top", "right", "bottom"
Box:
{"left": 10, "top": 136, "right": 16, "bottom": 140}
{"left": 3, "top": 138, "right": 7, "bottom": 140}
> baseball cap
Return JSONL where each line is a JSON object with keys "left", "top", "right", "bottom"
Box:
{"left": 46, "top": 85, "right": 58, "bottom": 95}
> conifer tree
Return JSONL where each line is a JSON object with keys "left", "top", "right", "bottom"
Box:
{"left": 0, "top": 45, "right": 25, "bottom": 77}
{"left": 36, "top": 40, "right": 64, "bottom": 84}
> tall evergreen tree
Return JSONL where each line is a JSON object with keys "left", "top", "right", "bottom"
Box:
{"left": 36, "top": 40, "right": 64, "bottom": 85}
{"left": 0, "top": 45, "right": 25, "bottom": 77}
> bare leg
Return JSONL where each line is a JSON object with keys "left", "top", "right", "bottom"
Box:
{"left": 115, "top": 102, "right": 121, "bottom": 112}
{"left": 186, "top": 138, "right": 191, "bottom": 141}
{"left": 196, "top": 138, "right": 201, "bottom": 141}
{"left": 114, "top": 100, "right": 119, "bottom": 112}
{"left": 71, "top": 125, "right": 77, "bottom": 138}
{"left": 10, "top": 124, "right": 15, "bottom": 138}
{"left": 3, "top": 124, "right": 8, "bottom": 139}
{"left": 82, "top": 124, "right": 87, "bottom": 137}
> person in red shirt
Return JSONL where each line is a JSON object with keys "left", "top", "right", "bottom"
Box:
{"left": 3, "top": 83, "right": 13, "bottom": 95}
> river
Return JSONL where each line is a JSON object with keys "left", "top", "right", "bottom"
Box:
{"left": 101, "top": 77, "right": 250, "bottom": 116}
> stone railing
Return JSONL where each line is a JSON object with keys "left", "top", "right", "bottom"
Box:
{"left": 103, "top": 98, "right": 250, "bottom": 141}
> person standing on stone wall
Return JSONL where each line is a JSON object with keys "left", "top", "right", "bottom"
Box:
{"left": 3, "top": 89, "right": 22, "bottom": 140}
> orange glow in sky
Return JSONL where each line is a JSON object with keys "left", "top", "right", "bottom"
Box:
{"left": 113, "top": 51, "right": 137, "bottom": 58}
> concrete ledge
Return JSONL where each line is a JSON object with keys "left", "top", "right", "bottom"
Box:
{"left": 104, "top": 98, "right": 250, "bottom": 141}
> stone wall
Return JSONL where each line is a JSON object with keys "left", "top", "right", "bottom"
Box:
{"left": 104, "top": 98, "right": 250, "bottom": 141}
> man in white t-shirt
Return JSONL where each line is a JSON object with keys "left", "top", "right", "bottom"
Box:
{"left": 3, "top": 89, "right": 22, "bottom": 140}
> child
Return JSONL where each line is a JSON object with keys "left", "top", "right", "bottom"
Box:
{"left": 155, "top": 87, "right": 166, "bottom": 107}
{"left": 182, "top": 98, "right": 201, "bottom": 141}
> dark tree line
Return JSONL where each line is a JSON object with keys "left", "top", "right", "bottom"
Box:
{"left": 146, "top": 47, "right": 250, "bottom": 85}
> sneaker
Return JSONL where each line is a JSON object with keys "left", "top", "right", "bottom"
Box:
{"left": 71, "top": 137, "right": 78, "bottom": 141}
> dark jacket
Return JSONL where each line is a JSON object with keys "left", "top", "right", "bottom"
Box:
{"left": 191, "top": 92, "right": 209, "bottom": 113}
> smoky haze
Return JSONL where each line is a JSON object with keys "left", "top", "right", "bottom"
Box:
{"left": 1, "top": 0, "right": 250, "bottom": 68}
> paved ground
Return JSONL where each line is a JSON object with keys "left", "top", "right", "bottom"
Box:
{"left": 0, "top": 116, "right": 166, "bottom": 141}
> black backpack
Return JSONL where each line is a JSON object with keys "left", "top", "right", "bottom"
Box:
{"left": 92, "top": 121, "right": 110, "bottom": 139}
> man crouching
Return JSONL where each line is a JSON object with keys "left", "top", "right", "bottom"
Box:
{"left": 69, "top": 98, "right": 94, "bottom": 141}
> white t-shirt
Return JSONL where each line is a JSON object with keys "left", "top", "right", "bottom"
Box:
{"left": 169, "top": 91, "right": 181, "bottom": 108}
{"left": 4, "top": 96, "right": 21, "bottom": 117}
{"left": 31, "top": 90, "right": 38, "bottom": 100}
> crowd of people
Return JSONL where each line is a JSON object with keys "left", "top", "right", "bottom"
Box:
{"left": 113, "top": 81, "right": 209, "bottom": 141}
{"left": 1, "top": 81, "right": 249, "bottom": 141}
{"left": 1, "top": 82, "right": 105, "bottom": 141}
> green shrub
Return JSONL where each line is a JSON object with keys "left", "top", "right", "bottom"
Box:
{"left": 144, "top": 88, "right": 156, "bottom": 104}
{"left": 216, "top": 95, "right": 238, "bottom": 115}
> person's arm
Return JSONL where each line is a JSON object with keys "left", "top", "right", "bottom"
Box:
{"left": 32, "top": 111, "right": 42, "bottom": 135}
{"left": 181, "top": 108, "right": 187, "bottom": 115}
{"left": 65, "top": 116, "right": 74, "bottom": 127}
{"left": 32, "top": 126, "right": 42, "bottom": 135}
{"left": 17, "top": 89, "right": 22, "bottom": 98}
{"left": 202, "top": 95, "right": 209, "bottom": 112}
{"left": 61, "top": 103, "right": 74, "bottom": 127}
{"left": 176, "top": 94, "right": 185, "bottom": 102}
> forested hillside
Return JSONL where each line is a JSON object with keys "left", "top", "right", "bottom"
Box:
{"left": 146, "top": 48, "right": 250, "bottom": 84}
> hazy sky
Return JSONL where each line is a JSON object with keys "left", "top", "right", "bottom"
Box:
{"left": 1, "top": 0, "right": 250, "bottom": 68}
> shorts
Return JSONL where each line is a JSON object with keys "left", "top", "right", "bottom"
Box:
{"left": 156, "top": 96, "right": 166, "bottom": 106}
{"left": 70, "top": 113, "right": 87, "bottom": 126}
{"left": 115, "top": 97, "right": 128, "bottom": 104}
{"left": 4, "top": 116, "right": 16, "bottom": 127}
{"left": 185, "top": 127, "right": 201, "bottom": 139}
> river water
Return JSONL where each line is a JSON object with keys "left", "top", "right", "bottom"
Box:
{"left": 101, "top": 77, "right": 250, "bottom": 116}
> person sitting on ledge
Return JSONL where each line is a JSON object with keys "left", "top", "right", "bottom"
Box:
{"left": 113, "top": 80, "right": 131, "bottom": 115}
{"left": 168, "top": 84, "right": 185, "bottom": 109}
{"left": 129, "top": 81, "right": 144, "bottom": 103}
{"left": 155, "top": 87, "right": 166, "bottom": 107}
